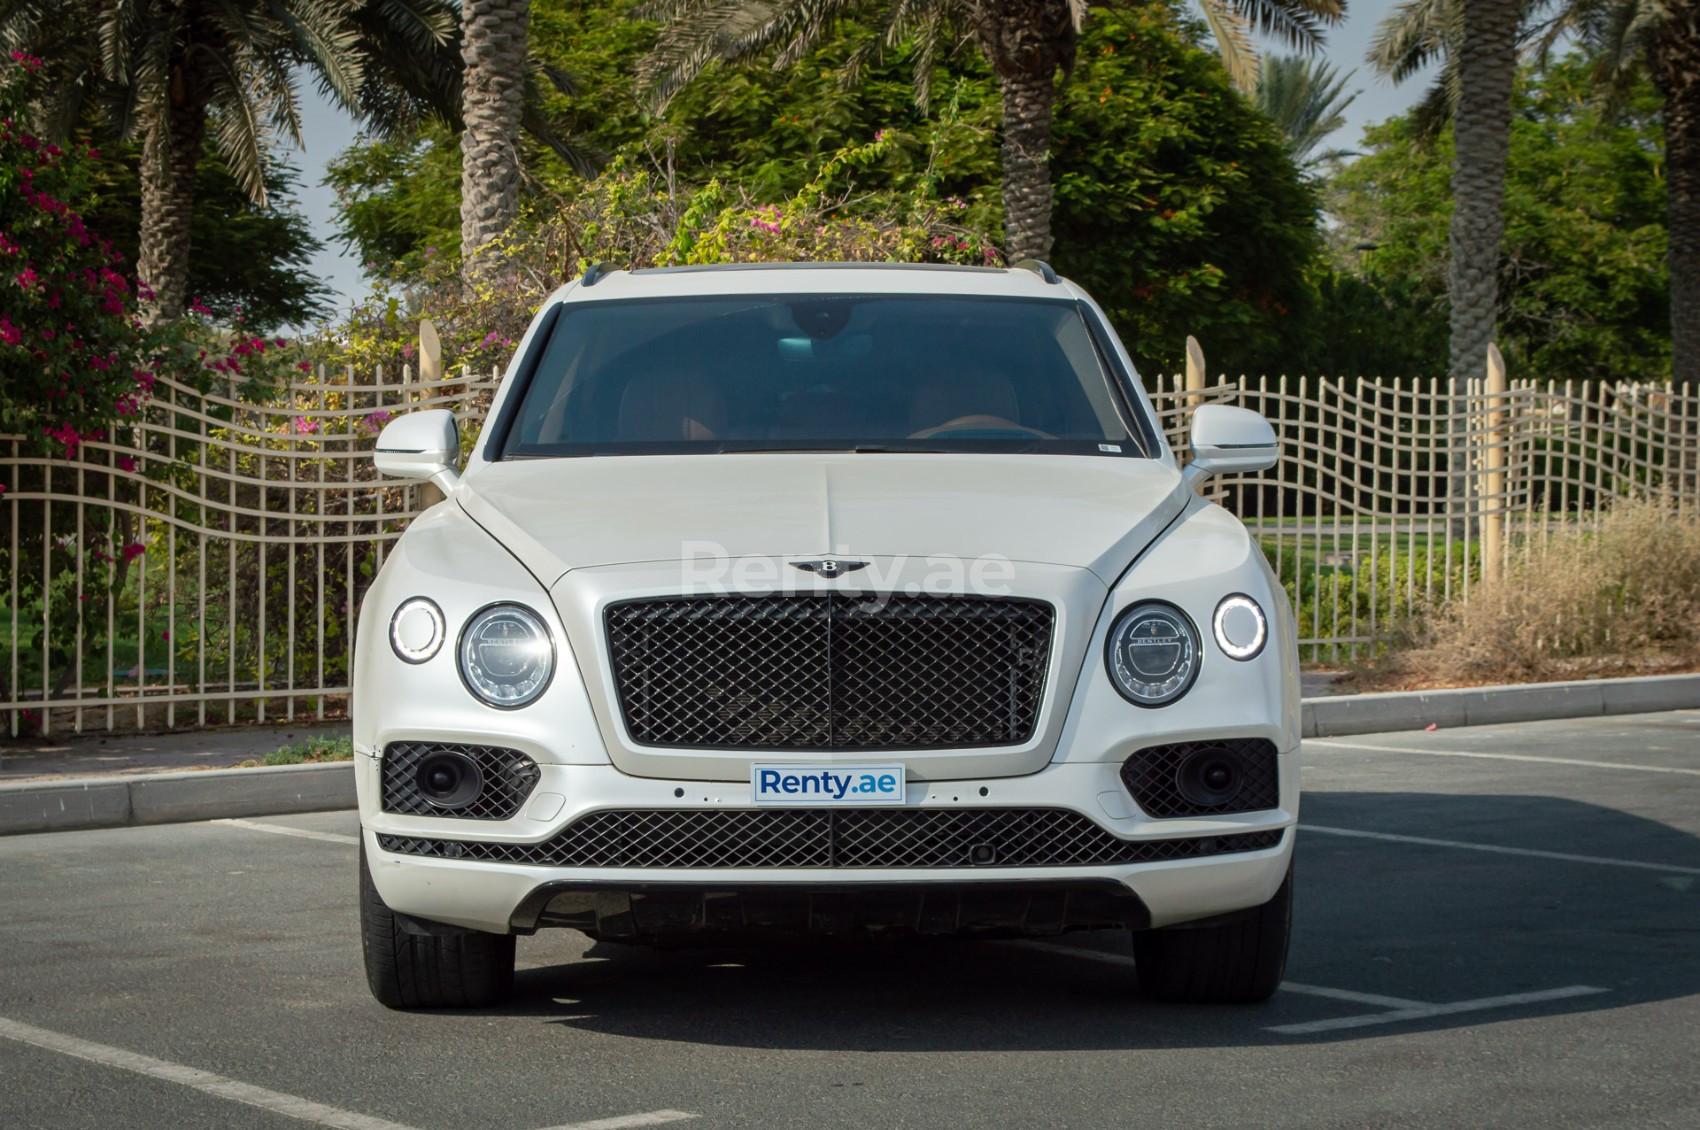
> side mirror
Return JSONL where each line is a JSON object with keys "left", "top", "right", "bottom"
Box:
{"left": 1183, "top": 404, "right": 1278, "bottom": 488}
{"left": 374, "top": 409, "right": 461, "bottom": 494}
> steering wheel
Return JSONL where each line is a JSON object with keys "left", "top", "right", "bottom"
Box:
{"left": 909, "top": 415, "right": 1055, "bottom": 440}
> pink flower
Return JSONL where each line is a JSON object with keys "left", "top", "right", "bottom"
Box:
{"left": 293, "top": 416, "right": 319, "bottom": 434}
{"left": 297, "top": 361, "right": 312, "bottom": 372}
{"left": 15, "top": 265, "right": 37, "bottom": 288}
{"left": 116, "top": 456, "right": 136, "bottom": 472}
{"left": 43, "top": 422, "right": 82, "bottom": 455}
{"left": 0, "top": 315, "right": 19, "bottom": 345}
{"left": 121, "top": 543, "right": 145, "bottom": 564}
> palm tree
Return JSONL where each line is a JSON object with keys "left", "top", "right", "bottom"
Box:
{"left": 1373, "top": 0, "right": 1531, "bottom": 398}
{"left": 0, "top": 0, "right": 455, "bottom": 322}
{"left": 1254, "top": 54, "right": 1360, "bottom": 170}
{"left": 1551, "top": 2, "right": 1700, "bottom": 387}
{"left": 637, "top": 0, "right": 1344, "bottom": 263}
{"left": 459, "top": 0, "right": 533, "bottom": 273}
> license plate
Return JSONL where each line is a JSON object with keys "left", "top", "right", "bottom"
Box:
{"left": 752, "top": 764, "right": 906, "bottom": 806}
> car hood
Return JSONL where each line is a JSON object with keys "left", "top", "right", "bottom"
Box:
{"left": 456, "top": 453, "right": 1189, "bottom": 586}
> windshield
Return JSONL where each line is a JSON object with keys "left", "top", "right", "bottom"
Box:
{"left": 496, "top": 294, "right": 1153, "bottom": 458}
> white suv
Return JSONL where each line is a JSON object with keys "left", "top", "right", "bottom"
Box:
{"left": 355, "top": 261, "right": 1299, "bottom": 1009}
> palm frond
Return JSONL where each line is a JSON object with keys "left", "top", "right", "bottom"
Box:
{"left": 195, "top": 43, "right": 273, "bottom": 205}
{"left": 1232, "top": 0, "right": 1343, "bottom": 53}
{"left": 1367, "top": 0, "right": 1458, "bottom": 83}
{"left": 1198, "top": 0, "right": 1260, "bottom": 90}
{"left": 1254, "top": 52, "right": 1359, "bottom": 167}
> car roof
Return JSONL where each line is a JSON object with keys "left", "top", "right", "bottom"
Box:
{"left": 556, "top": 261, "right": 1079, "bottom": 303}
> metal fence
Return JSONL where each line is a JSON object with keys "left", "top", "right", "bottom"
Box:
{"left": 4, "top": 361, "right": 1696, "bottom": 735}
{"left": 2, "top": 365, "right": 497, "bottom": 736}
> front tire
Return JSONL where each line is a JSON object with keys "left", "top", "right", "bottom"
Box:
{"left": 1132, "top": 863, "right": 1292, "bottom": 1004}
{"left": 360, "top": 843, "right": 516, "bottom": 1009}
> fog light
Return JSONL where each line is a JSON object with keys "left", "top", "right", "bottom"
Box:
{"left": 1176, "top": 746, "right": 1245, "bottom": 808}
{"left": 414, "top": 750, "right": 483, "bottom": 810}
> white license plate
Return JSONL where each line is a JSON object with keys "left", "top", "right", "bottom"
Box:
{"left": 752, "top": 764, "right": 906, "bottom": 806}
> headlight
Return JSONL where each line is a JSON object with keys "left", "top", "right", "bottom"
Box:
{"left": 458, "top": 604, "right": 554, "bottom": 708}
{"left": 1213, "top": 594, "right": 1268, "bottom": 660}
{"left": 389, "top": 597, "right": 445, "bottom": 664}
{"left": 1105, "top": 601, "right": 1200, "bottom": 707}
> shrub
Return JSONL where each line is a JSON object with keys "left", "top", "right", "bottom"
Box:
{"left": 1385, "top": 497, "right": 1700, "bottom": 683}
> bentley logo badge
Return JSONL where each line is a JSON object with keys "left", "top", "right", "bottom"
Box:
{"left": 791, "top": 558, "right": 869, "bottom": 577}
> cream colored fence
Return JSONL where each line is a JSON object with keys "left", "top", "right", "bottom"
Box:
{"left": 1150, "top": 366, "right": 1700, "bottom": 662}
{"left": 3, "top": 363, "right": 1695, "bottom": 735}
{"left": 2, "top": 365, "right": 497, "bottom": 736}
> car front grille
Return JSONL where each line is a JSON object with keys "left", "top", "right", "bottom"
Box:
{"left": 1119, "top": 739, "right": 1280, "bottom": 818}
{"left": 376, "top": 808, "right": 1284, "bottom": 869}
{"left": 604, "top": 595, "right": 1053, "bottom": 750}
{"left": 380, "top": 742, "right": 540, "bottom": 820}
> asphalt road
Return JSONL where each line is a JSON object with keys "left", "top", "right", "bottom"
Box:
{"left": 3, "top": 713, "right": 1699, "bottom": 1129}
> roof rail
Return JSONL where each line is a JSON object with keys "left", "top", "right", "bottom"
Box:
{"left": 581, "top": 261, "right": 617, "bottom": 287}
{"left": 1012, "top": 259, "right": 1060, "bottom": 284}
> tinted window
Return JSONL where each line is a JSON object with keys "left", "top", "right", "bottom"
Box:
{"left": 500, "top": 295, "right": 1151, "bottom": 457}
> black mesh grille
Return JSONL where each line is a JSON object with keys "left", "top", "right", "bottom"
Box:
{"left": 605, "top": 595, "right": 1053, "bottom": 750}
{"left": 376, "top": 809, "right": 1283, "bottom": 869}
{"left": 1119, "top": 739, "right": 1280, "bottom": 818}
{"left": 381, "top": 742, "right": 541, "bottom": 820}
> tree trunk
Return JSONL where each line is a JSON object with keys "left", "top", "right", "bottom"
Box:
{"left": 1652, "top": 7, "right": 1700, "bottom": 389}
{"left": 971, "top": 1, "right": 1074, "bottom": 263}
{"left": 998, "top": 67, "right": 1059, "bottom": 262}
{"left": 459, "top": 0, "right": 533, "bottom": 276}
{"left": 1445, "top": 0, "right": 1519, "bottom": 532}
{"left": 136, "top": 97, "right": 206, "bottom": 325}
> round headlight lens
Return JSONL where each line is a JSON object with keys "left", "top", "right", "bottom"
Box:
{"left": 458, "top": 604, "right": 554, "bottom": 708}
{"left": 389, "top": 597, "right": 445, "bottom": 664}
{"left": 1105, "top": 601, "right": 1200, "bottom": 707}
{"left": 1213, "top": 594, "right": 1268, "bottom": 660}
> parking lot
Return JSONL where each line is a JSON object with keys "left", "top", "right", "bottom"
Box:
{"left": 2, "top": 711, "right": 1698, "bottom": 1129}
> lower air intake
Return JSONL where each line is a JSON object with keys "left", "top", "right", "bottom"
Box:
{"left": 377, "top": 808, "right": 1283, "bottom": 868}
{"left": 380, "top": 742, "right": 540, "bottom": 820}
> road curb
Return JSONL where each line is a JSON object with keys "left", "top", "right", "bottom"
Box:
{"left": 1301, "top": 672, "right": 1700, "bottom": 737}
{"left": 3, "top": 673, "right": 1697, "bottom": 837}
{"left": 0, "top": 762, "right": 352, "bottom": 837}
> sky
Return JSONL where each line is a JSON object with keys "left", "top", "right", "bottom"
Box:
{"left": 289, "top": 1, "right": 1436, "bottom": 315}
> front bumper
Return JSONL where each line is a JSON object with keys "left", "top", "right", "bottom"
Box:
{"left": 361, "top": 754, "right": 1297, "bottom": 936}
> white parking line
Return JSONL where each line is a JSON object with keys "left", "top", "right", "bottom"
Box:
{"left": 1305, "top": 739, "right": 1700, "bottom": 777}
{"left": 0, "top": 1014, "right": 697, "bottom": 1130}
{"left": 1266, "top": 985, "right": 1609, "bottom": 1036}
{"left": 0, "top": 1015, "right": 421, "bottom": 1129}
{"left": 212, "top": 817, "right": 358, "bottom": 845}
{"left": 1005, "top": 942, "right": 1432, "bottom": 1008}
{"left": 1303, "top": 823, "right": 1700, "bottom": 876}
{"left": 534, "top": 1112, "right": 698, "bottom": 1130}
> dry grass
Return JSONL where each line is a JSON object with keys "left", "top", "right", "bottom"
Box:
{"left": 1351, "top": 497, "right": 1700, "bottom": 689}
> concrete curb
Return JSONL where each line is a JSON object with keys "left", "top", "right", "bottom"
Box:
{"left": 0, "top": 761, "right": 352, "bottom": 837}
{"left": 2, "top": 673, "right": 1697, "bottom": 837}
{"left": 1301, "top": 672, "right": 1700, "bottom": 737}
